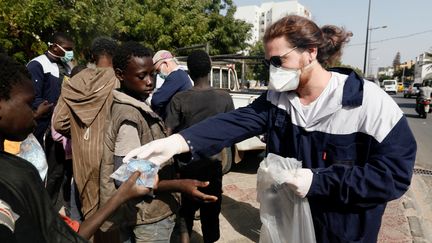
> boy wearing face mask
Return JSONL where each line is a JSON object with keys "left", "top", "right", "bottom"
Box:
{"left": 27, "top": 32, "right": 75, "bottom": 146}
{"left": 27, "top": 32, "right": 75, "bottom": 205}
{"left": 150, "top": 50, "right": 192, "bottom": 119}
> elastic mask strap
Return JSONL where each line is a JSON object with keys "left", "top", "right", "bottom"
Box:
{"left": 303, "top": 59, "right": 318, "bottom": 71}
{"left": 47, "top": 50, "right": 62, "bottom": 58}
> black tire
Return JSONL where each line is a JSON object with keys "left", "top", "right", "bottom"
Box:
{"left": 221, "top": 147, "right": 233, "bottom": 174}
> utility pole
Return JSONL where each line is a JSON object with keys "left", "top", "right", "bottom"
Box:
{"left": 363, "top": 0, "right": 371, "bottom": 75}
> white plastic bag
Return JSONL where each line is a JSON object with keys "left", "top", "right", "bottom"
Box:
{"left": 17, "top": 134, "right": 48, "bottom": 182}
{"left": 257, "top": 153, "right": 316, "bottom": 243}
{"left": 110, "top": 159, "right": 159, "bottom": 188}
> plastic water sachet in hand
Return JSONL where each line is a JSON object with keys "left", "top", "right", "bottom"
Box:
{"left": 110, "top": 159, "right": 159, "bottom": 188}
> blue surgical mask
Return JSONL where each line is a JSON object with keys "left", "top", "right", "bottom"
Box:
{"left": 56, "top": 44, "right": 74, "bottom": 63}
{"left": 158, "top": 72, "right": 168, "bottom": 79}
{"left": 158, "top": 63, "right": 169, "bottom": 79}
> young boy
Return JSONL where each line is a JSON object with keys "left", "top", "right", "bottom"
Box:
{"left": 165, "top": 50, "right": 235, "bottom": 243}
{"left": 53, "top": 36, "right": 120, "bottom": 219}
{"left": 0, "top": 53, "right": 152, "bottom": 242}
{"left": 99, "top": 42, "right": 217, "bottom": 242}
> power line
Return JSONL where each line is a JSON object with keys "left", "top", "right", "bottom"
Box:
{"left": 347, "top": 29, "right": 432, "bottom": 47}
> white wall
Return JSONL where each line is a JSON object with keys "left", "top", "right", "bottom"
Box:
{"left": 234, "top": 6, "right": 260, "bottom": 45}
{"left": 414, "top": 52, "right": 432, "bottom": 83}
{"left": 235, "top": 1, "right": 311, "bottom": 45}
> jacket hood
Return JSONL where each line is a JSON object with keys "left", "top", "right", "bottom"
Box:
{"left": 62, "top": 67, "right": 119, "bottom": 126}
{"left": 327, "top": 67, "right": 364, "bottom": 107}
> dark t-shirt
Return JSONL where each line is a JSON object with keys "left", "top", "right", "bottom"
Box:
{"left": 151, "top": 69, "right": 192, "bottom": 119}
{"left": 0, "top": 152, "right": 87, "bottom": 243}
{"left": 165, "top": 88, "right": 234, "bottom": 133}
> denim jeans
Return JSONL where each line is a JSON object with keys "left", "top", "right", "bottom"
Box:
{"left": 120, "top": 214, "right": 176, "bottom": 243}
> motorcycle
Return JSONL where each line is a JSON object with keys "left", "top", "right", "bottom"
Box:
{"left": 415, "top": 97, "right": 431, "bottom": 118}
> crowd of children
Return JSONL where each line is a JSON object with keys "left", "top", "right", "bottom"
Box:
{"left": 0, "top": 34, "right": 230, "bottom": 243}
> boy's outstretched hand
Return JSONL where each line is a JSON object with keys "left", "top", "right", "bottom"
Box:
{"left": 178, "top": 179, "right": 218, "bottom": 203}
{"left": 117, "top": 171, "right": 158, "bottom": 202}
{"left": 78, "top": 171, "right": 158, "bottom": 240}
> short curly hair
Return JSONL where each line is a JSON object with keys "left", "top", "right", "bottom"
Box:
{"left": 91, "top": 36, "right": 118, "bottom": 60}
{"left": 0, "top": 54, "right": 31, "bottom": 100}
{"left": 187, "top": 50, "right": 211, "bottom": 80}
{"left": 113, "top": 41, "right": 153, "bottom": 72}
{"left": 50, "top": 32, "right": 73, "bottom": 45}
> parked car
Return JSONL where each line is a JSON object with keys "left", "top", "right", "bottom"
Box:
{"left": 382, "top": 79, "right": 398, "bottom": 94}
{"left": 403, "top": 83, "right": 421, "bottom": 98}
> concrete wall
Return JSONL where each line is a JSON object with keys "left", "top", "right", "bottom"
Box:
{"left": 235, "top": 0, "right": 311, "bottom": 45}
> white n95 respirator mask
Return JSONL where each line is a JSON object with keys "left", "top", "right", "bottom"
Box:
{"left": 268, "top": 60, "right": 317, "bottom": 92}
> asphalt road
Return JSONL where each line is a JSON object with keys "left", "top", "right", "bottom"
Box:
{"left": 392, "top": 93, "right": 432, "bottom": 170}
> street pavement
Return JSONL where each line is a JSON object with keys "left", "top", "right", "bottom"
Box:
{"left": 189, "top": 93, "right": 432, "bottom": 243}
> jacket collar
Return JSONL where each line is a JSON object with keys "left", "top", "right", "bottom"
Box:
{"left": 328, "top": 67, "right": 364, "bottom": 107}
{"left": 112, "top": 90, "right": 161, "bottom": 120}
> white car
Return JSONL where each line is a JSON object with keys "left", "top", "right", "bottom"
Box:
{"left": 382, "top": 79, "right": 397, "bottom": 94}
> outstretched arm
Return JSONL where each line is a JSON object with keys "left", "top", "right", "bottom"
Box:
{"left": 77, "top": 171, "right": 152, "bottom": 239}
{"left": 157, "top": 179, "right": 218, "bottom": 203}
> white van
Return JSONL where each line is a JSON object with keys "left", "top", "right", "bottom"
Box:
{"left": 382, "top": 79, "right": 397, "bottom": 94}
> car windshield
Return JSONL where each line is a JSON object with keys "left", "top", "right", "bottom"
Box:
{"left": 384, "top": 81, "right": 395, "bottom": 85}
{"left": 414, "top": 83, "right": 421, "bottom": 88}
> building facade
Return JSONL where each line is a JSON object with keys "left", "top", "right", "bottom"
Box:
{"left": 378, "top": 66, "right": 395, "bottom": 78}
{"left": 414, "top": 52, "right": 432, "bottom": 83}
{"left": 234, "top": 0, "right": 311, "bottom": 45}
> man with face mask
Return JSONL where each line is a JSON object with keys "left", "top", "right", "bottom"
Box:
{"left": 27, "top": 32, "right": 75, "bottom": 145}
{"left": 27, "top": 32, "right": 75, "bottom": 204}
{"left": 151, "top": 50, "right": 192, "bottom": 119}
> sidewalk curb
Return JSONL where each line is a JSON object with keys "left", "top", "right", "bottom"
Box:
{"left": 404, "top": 174, "right": 432, "bottom": 242}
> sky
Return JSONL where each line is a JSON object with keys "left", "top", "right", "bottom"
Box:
{"left": 232, "top": 0, "right": 432, "bottom": 76}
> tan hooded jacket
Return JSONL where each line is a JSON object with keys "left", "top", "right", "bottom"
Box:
{"left": 52, "top": 67, "right": 119, "bottom": 217}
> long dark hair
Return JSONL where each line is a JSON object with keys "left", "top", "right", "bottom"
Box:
{"left": 264, "top": 15, "right": 352, "bottom": 67}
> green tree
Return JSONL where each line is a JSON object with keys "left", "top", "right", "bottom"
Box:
{"left": 393, "top": 65, "right": 414, "bottom": 82}
{"left": 246, "top": 40, "right": 268, "bottom": 84}
{"left": 205, "top": 0, "right": 252, "bottom": 55}
{"left": 0, "top": 0, "right": 252, "bottom": 63}
{"left": 378, "top": 74, "right": 392, "bottom": 82}
{"left": 392, "top": 51, "right": 401, "bottom": 69}
{"left": 0, "top": 0, "right": 62, "bottom": 62}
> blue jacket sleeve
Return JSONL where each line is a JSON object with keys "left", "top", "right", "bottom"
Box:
{"left": 180, "top": 93, "right": 270, "bottom": 160}
{"left": 151, "top": 70, "right": 192, "bottom": 117}
{"left": 308, "top": 116, "right": 416, "bottom": 208}
{"left": 27, "top": 61, "right": 45, "bottom": 110}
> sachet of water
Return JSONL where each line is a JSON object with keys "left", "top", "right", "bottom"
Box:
{"left": 110, "top": 159, "right": 159, "bottom": 188}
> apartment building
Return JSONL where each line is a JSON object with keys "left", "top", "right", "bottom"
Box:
{"left": 234, "top": 1, "right": 311, "bottom": 45}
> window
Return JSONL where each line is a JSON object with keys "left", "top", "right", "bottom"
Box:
{"left": 221, "top": 70, "right": 229, "bottom": 89}
{"left": 212, "top": 69, "right": 221, "bottom": 88}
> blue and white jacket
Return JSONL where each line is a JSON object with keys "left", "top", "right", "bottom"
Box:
{"left": 180, "top": 68, "right": 416, "bottom": 242}
{"left": 27, "top": 54, "right": 70, "bottom": 141}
